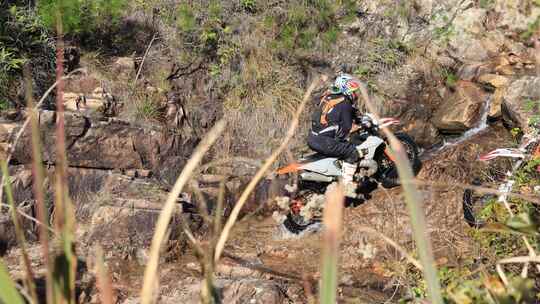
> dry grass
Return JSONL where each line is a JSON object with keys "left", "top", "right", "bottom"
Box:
{"left": 140, "top": 119, "right": 226, "bottom": 304}
{"left": 213, "top": 75, "right": 326, "bottom": 263}
{"left": 3, "top": 2, "right": 540, "bottom": 304}
{"left": 95, "top": 246, "right": 115, "bottom": 304}
{"left": 217, "top": 24, "right": 312, "bottom": 158}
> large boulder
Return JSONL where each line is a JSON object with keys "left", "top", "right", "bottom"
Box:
{"left": 162, "top": 278, "right": 285, "bottom": 304}
{"left": 403, "top": 120, "right": 440, "bottom": 147}
{"left": 12, "top": 111, "right": 198, "bottom": 183}
{"left": 488, "top": 87, "right": 507, "bottom": 120}
{"left": 218, "top": 279, "right": 285, "bottom": 304}
{"left": 445, "top": 8, "right": 493, "bottom": 62}
{"left": 502, "top": 76, "right": 540, "bottom": 131}
{"left": 433, "top": 81, "right": 488, "bottom": 133}
{"left": 7, "top": 165, "right": 111, "bottom": 207}
{"left": 0, "top": 165, "right": 113, "bottom": 255}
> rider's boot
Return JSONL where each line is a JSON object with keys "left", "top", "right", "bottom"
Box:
{"left": 341, "top": 161, "right": 358, "bottom": 198}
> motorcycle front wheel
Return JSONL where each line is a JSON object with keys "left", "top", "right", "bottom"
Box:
{"left": 376, "top": 132, "right": 421, "bottom": 188}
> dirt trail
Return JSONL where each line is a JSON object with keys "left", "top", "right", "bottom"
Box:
{"left": 215, "top": 123, "right": 515, "bottom": 301}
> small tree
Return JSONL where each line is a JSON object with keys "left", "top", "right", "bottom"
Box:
{"left": 37, "top": 0, "right": 128, "bottom": 34}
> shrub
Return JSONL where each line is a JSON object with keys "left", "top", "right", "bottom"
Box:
{"left": 0, "top": 47, "right": 27, "bottom": 97}
{"left": 443, "top": 70, "right": 458, "bottom": 88}
{"left": 0, "top": 99, "right": 10, "bottom": 111}
{"left": 340, "top": 0, "right": 358, "bottom": 23}
{"left": 520, "top": 16, "right": 540, "bottom": 41}
{"left": 241, "top": 0, "right": 256, "bottom": 13}
{"left": 177, "top": 3, "right": 196, "bottom": 32}
{"left": 37, "top": 0, "right": 128, "bottom": 34}
{"left": 134, "top": 96, "right": 162, "bottom": 122}
{"left": 478, "top": 0, "right": 495, "bottom": 9}
{"left": 0, "top": 5, "right": 55, "bottom": 103}
{"left": 524, "top": 99, "right": 540, "bottom": 128}
{"left": 322, "top": 26, "right": 340, "bottom": 50}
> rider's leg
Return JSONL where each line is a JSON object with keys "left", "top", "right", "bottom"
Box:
{"left": 307, "top": 135, "right": 363, "bottom": 196}
{"left": 341, "top": 149, "right": 361, "bottom": 197}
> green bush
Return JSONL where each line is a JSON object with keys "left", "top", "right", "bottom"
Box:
{"left": 241, "top": 0, "right": 256, "bottom": 13}
{"left": 478, "top": 0, "right": 495, "bottom": 9}
{"left": 524, "top": 99, "right": 540, "bottom": 128}
{"left": 0, "top": 47, "right": 27, "bottom": 95}
{"left": 177, "top": 3, "right": 196, "bottom": 32}
{"left": 208, "top": 0, "right": 222, "bottom": 21}
{"left": 0, "top": 5, "right": 55, "bottom": 103}
{"left": 322, "top": 26, "right": 339, "bottom": 49}
{"left": 0, "top": 99, "right": 10, "bottom": 111}
{"left": 273, "top": 1, "right": 341, "bottom": 52}
{"left": 135, "top": 96, "right": 162, "bottom": 121}
{"left": 520, "top": 16, "right": 540, "bottom": 40}
{"left": 37, "top": 0, "right": 128, "bottom": 33}
{"left": 340, "top": 0, "right": 358, "bottom": 23}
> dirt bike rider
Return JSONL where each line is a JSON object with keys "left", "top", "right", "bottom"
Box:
{"left": 308, "top": 74, "right": 366, "bottom": 197}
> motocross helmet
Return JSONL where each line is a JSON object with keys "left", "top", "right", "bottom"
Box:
{"left": 334, "top": 74, "right": 361, "bottom": 101}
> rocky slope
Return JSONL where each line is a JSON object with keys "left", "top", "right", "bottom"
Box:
{"left": 1, "top": 0, "right": 540, "bottom": 303}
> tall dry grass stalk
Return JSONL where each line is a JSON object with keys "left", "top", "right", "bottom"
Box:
{"left": 51, "top": 12, "right": 78, "bottom": 303}
{"left": 0, "top": 63, "right": 84, "bottom": 304}
{"left": 358, "top": 85, "right": 444, "bottom": 303}
{"left": 140, "top": 119, "right": 226, "bottom": 304}
{"left": 179, "top": 216, "right": 216, "bottom": 304}
{"left": 186, "top": 177, "right": 226, "bottom": 304}
{"left": 1, "top": 161, "right": 38, "bottom": 304}
{"left": 135, "top": 33, "right": 158, "bottom": 83}
{"left": 213, "top": 75, "right": 327, "bottom": 263}
{"left": 320, "top": 184, "right": 345, "bottom": 304}
{"left": 23, "top": 64, "right": 55, "bottom": 303}
{"left": 95, "top": 247, "right": 115, "bottom": 304}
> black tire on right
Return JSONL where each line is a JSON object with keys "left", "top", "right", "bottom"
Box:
{"left": 378, "top": 132, "right": 421, "bottom": 188}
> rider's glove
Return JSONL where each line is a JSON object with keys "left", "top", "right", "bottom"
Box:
{"left": 360, "top": 115, "right": 373, "bottom": 129}
{"left": 355, "top": 145, "right": 365, "bottom": 159}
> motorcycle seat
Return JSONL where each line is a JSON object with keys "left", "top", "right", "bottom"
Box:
{"left": 300, "top": 152, "right": 329, "bottom": 162}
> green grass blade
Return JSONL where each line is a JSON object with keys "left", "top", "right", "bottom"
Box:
{"left": 0, "top": 259, "right": 25, "bottom": 304}
{"left": 320, "top": 184, "right": 344, "bottom": 304}
{"left": 320, "top": 253, "right": 339, "bottom": 304}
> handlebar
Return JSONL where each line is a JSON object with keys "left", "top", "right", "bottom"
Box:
{"left": 354, "top": 114, "right": 400, "bottom": 130}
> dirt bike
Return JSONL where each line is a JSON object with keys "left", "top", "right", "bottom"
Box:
{"left": 275, "top": 114, "right": 422, "bottom": 233}
{"left": 463, "top": 135, "right": 539, "bottom": 228}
